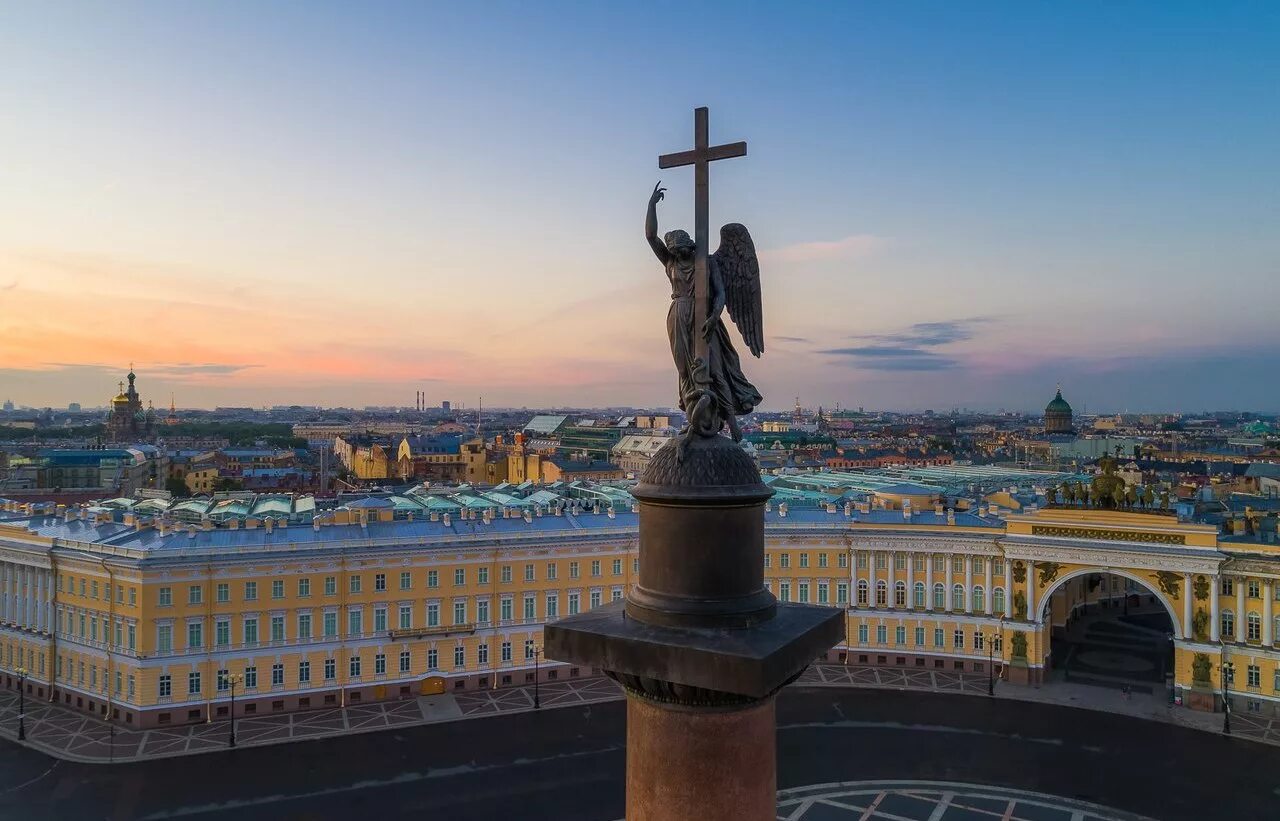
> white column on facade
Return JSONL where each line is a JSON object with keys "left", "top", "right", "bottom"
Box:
{"left": 1183, "top": 574, "right": 1193, "bottom": 639}
{"left": 1004, "top": 571, "right": 1014, "bottom": 619}
{"left": 944, "top": 554, "right": 953, "bottom": 611}
{"left": 34, "top": 571, "right": 42, "bottom": 632}
{"left": 924, "top": 554, "right": 933, "bottom": 612}
{"left": 24, "top": 566, "right": 33, "bottom": 628}
{"left": 964, "top": 557, "right": 973, "bottom": 613}
{"left": 1263, "top": 581, "right": 1273, "bottom": 646}
{"left": 887, "top": 551, "right": 895, "bottom": 609}
{"left": 1210, "top": 576, "right": 1220, "bottom": 642}
{"left": 984, "top": 558, "right": 993, "bottom": 616}
{"left": 867, "top": 551, "right": 875, "bottom": 608}
{"left": 1236, "top": 578, "right": 1246, "bottom": 643}
{"left": 906, "top": 552, "right": 914, "bottom": 609}
{"left": 1026, "top": 560, "right": 1037, "bottom": 622}
{"left": 1, "top": 562, "right": 8, "bottom": 622}
{"left": 44, "top": 570, "right": 52, "bottom": 632}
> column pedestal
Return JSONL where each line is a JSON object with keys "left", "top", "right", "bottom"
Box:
{"left": 626, "top": 695, "right": 776, "bottom": 821}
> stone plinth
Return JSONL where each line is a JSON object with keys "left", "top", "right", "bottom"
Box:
{"left": 544, "top": 435, "right": 844, "bottom": 821}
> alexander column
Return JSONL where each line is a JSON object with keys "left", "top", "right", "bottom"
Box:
{"left": 544, "top": 108, "right": 844, "bottom": 821}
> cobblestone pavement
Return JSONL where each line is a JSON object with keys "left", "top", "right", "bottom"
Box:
{"left": 0, "top": 663, "right": 1273, "bottom": 763}
{"left": 775, "top": 781, "right": 1155, "bottom": 821}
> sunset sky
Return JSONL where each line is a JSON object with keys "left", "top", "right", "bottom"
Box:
{"left": 2, "top": 2, "right": 1277, "bottom": 413}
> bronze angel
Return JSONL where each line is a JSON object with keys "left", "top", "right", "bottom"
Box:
{"left": 645, "top": 181, "right": 763, "bottom": 442}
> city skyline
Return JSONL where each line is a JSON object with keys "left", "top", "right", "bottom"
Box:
{"left": 2, "top": 3, "right": 1277, "bottom": 412}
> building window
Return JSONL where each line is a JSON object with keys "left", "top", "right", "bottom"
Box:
{"left": 500, "top": 642, "right": 511, "bottom": 662}
{"left": 453, "top": 601, "right": 467, "bottom": 625}
{"left": 1221, "top": 610, "right": 1235, "bottom": 638}
{"left": 568, "top": 593, "right": 580, "bottom": 615}
{"left": 895, "top": 626, "right": 906, "bottom": 645}
{"left": 893, "top": 553, "right": 906, "bottom": 571}
{"left": 779, "top": 582, "right": 791, "bottom": 603}
{"left": 952, "top": 557, "right": 965, "bottom": 574}
{"left": 427, "top": 649, "right": 439, "bottom": 669}
{"left": 348, "top": 610, "right": 363, "bottom": 637}
{"left": 299, "top": 578, "right": 311, "bottom": 597}
{"left": 454, "top": 645, "right": 465, "bottom": 668}
{"left": 857, "top": 624, "right": 868, "bottom": 644}
{"left": 217, "top": 669, "right": 230, "bottom": 691}
{"left": 914, "top": 627, "right": 925, "bottom": 646}
{"left": 856, "top": 553, "right": 867, "bottom": 569}
{"left": 299, "top": 661, "right": 311, "bottom": 683}
{"left": 525, "top": 639, "right": 536, "bottom": 660}
{"left": 400, "top": 650, "right": 411, "bottom": 673}
{"left": 837, "top": 582, "right": 849, "bottom": 604}
{"left": 547, "top": 594, "right": 559, "bottom": 619}
{"left": 972, "top": 586, "right": 986, "bottom": 612}
{"left": 272, "top": 579, "right": 285, "bottom": 599}
{"left": 399, "top": 605, "right": 412, "bottom": 630}
{"left": 158, "top": 587, "right": 172, "bottom": 607}
{"left": 952, "top": 584, "right": 965, "bottom": 610}
{"left": 525, "top": 564, "right": 536, "bottom": 582}
{"left": 856, "top": 580, "right": 868, "bottom": 605}
{"left": 838, "top": 553, "right": 848, "bottom": 569}
{"left": 1247, "top": 612, "right": 1261, "bottom": 641}
{"left": 349, "top": 575, "right": 362, "bottom": 594}
{"left": 428, "top": 571, "right": 439, "bottom": 589}
{"left": 349, "top": 656, "right": 361, "bottom": 678}
{"left": 569, "top": 562, "right": 580, "bottom": 579}
{"left": 157, "top": 624, "right": 173, "bottom": 653}
{"left": 973, "top": 558, "right": 985, "bottom": 574}
{"left": 933, "top": 628, "right": 945, "bottom": 648}
{"left": 375, "top": 573, "right": 387, "bottom": 592}
{"left": 817, "top": 582, "right": 829, "bottom": 605}
{"left": 244, "top": 581, "right": 258, "bottom": 601}
{"left": 875, "top": 580, "right": 887, "bottom": 606}
{"left": 1221, "top": 577, "right": 1234, "bottom": 596}
{"left": 324, "top": 576, "right": 336, "bottom": 596}
{"left": 158, "top": 674, "right": 172, "bottom": 698}
{"left": 974, "top": 632, "right": 985, "bottom": 652}
{"left": 874, "top": 553, "right": 887, "bottom": 570}
{"left": 272, "top": 615, "right": 286, "bottom": 642}
{"left": 323, "top": 612, "right": 337, "bottom": 637}
{"left": 375, "top": 653, "right": 387, "bottom": 675}
{"left": 497, "top": 599, "right": 509, "bottom": 622}
{"left": 993, "top": 560, "right": 1005, "bottom": 576}
{"left": 523, "top": 595, "right": 536, "bottom": 620}
{"left": 324, "top": 658, "right": 336, "bottom": 680}
{"left": 799, "top": 553, "right": 809, "bottom": 569}
{"left": 501, "top": 565, "right": 513, "bottom": 584}
{"left": 244, "top": 618, "right": 259, "bottom": 645}
{"left": 953, "top": 629, "right": 965, "bottom": 650}
{"left": 477, "top": 600, "right": 490, "bottom": 624}
{"left": 993, "top": 588, "right": 1006, "bottom": 614}
{"left": 1247, "top": 664, "right": 1260, "bottom": 688}
{"left": 913, "top": 582, "right": 925, "bottom": 608}
{"left": 216, "top": 620, "right": 230, "bottom": 647}
{"left": 1248, "top": 580, "right": 1260, "bottom": 599}
{"left": 478, "top": 644, "right": 489, "bottom": 665}
{"left": 216, "top": 583, "right": 229, "bottom": 604}
{"left": 478, "top": 567, "right": 489, "bottom": 585}
{"left": 590, "top": 590, "right": 602, "bottom": 609}
{"left": 454, "top": 569, "right": 465, "bottom": 586}
{"left": 613, "top": 558, "right": 624, "bottom": 576}
{"left": 780, "top": 553, "right": 790, "bottom": 569}
{"left": 298, "top": 614, "right": 312, "bottom": 639}
{"left": 272, "top": 663, "right": 285, "bottom": 686}
{"left": 399, "top": 572, "right": 412, "bottom": 591}
{"left": 933, "top": 584, "right": 945, "bottom": 609}
{"left": 188, "top": 672, "right": 201, "bottom": 695}
{"left": 894, "top": 581, "right": 906, "bottom": 607}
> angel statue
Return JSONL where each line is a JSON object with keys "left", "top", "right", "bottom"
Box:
{"left": 645, "top": 181, "right": 763, "bottom": 444}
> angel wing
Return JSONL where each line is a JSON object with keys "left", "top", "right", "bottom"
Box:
{"left": 712, "top": 222, "right": 764, "bottom": 357}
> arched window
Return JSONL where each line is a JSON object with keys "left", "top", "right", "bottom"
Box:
{"left": 932, "top": 583, "right": 945, "bottom": 609}
{"left": 1221, "top": 610, "right": 1235, "bottom": 639}
{"left": 875, "top": 580, "right": 887, "bottom": 606}
{"left": 913, "top": 581, "right": 926, "bottom": 608}
{"left": 1247, "top": 612, "right": 1261, "bottom": 642}
{"left": 952, "top": 584, "right": 965, "bottom": 610}
{"left": 856, "top": 579, "right": 868, "bottom": 606}
{"left": 993, "top": 587, "right": 1006, "bottom": 614}
{"left": 894, "top": 581, "right": 906, "bottom": 607}
{"left": 972, "top": 585, "right": 985, "bottom": 612}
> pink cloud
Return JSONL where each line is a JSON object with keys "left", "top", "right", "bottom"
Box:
{"left": 761, "top": 234, "right": 884, "bottom": 264}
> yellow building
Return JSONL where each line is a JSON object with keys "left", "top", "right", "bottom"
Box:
{"left": 2, "top": 494, "right": 1278, "bottom": 729}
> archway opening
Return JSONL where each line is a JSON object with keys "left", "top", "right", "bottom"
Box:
{"left": 1041, "top": 572, "right": 1174, "bottom": 696}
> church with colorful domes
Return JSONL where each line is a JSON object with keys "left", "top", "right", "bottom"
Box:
{"left": 105, "top": 365, "right": 156, "bottom": 443}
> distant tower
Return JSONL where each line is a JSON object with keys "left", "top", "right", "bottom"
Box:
{"left": 1044, "top": 385, "right": 1074, "bottom": 435}
{"left": 165, "top": 393, "right": 181, "bottom": 426}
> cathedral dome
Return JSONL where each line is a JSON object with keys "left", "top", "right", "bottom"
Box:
{"left": 111, "top": 392, "right": 130, "bottom": 406}
{"left": 1044, "top": 387, "right": 1074, "bottom": 434}
{"left": 1045, "top": 390, "right": 1072, "bottom": 415}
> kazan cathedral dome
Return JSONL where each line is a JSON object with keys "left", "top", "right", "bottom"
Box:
{"left": 1044, "top": 386, "right": 1074, "bottom": 435}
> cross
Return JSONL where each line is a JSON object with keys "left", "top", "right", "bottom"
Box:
{"left": 658, "top": 107, "right": 746, "bottom": 367}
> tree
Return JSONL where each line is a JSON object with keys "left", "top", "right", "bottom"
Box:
{"left": 213, "top": 477, "right": 244, "bottom": 492}
{"left": 164, "top": 477, "right": 190, "bottom": 498}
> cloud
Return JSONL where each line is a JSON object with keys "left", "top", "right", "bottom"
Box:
{"left": 761, "top": 234, "right": 883, "bottom": 264}
{"left": 821, "top": 317, "right": 997, "bottom": 372}
{"left": 772, "top": 336, "right": 810, "bottom": 344}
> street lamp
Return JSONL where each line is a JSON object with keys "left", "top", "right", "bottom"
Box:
{"left": 987, "top": 631, "right": 996, "bottom": 696}
{"left": 15, "top": 666, "right": 28, "bottom": 741}
{"left": 533, "top": 645, "right": 542, "bottom": 709}
{"left": 1221, "top": 661, "right": 1234, "bottom": 736}
{"left": 225, "top": 673, "right": 244, "bottom": 748}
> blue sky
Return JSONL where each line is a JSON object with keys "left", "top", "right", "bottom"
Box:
{"left": 1, "top": 1, "right": 1277, "bottom": 412}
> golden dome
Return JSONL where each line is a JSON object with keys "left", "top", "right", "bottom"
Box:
{"left": 112, "top": 393, "right": 130, "bottom": 405}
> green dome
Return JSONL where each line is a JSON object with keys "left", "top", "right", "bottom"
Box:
{"left": 1045, "top": 389, "right": 1072, "bottom": 414}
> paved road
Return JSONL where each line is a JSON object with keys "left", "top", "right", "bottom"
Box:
{"left": 1, "top": 688, "right": 1275, "bottom": 821}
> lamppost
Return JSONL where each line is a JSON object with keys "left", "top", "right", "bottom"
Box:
{"left": 225, "top": 673, "right": 244, "bottom": 748}
{"left": 532, "top": 646, "right": 542, "bottom": 709}
{"left": 1221, "top": 661, "right": 1234, "bottom": 736}
{"left": 15, "top": 666, "right": 28, "bottom": 741}
{"left": 987, "top": 631, "right": 996, "bottom": 696}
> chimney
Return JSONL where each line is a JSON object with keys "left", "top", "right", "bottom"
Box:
{"left": 843, "top": 502, "right": 852, "bottom": 517}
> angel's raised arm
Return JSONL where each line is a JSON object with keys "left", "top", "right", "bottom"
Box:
{"left": 645, "top": 182, "right": 670, "bottom": 264}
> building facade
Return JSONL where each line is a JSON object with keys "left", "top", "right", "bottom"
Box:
{"left": 2, "top": 497, "right": 1278, "bottom": 729}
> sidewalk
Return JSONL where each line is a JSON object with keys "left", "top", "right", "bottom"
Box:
{"left": 1, "top": 664, "right": 1273, "bottom": 764}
